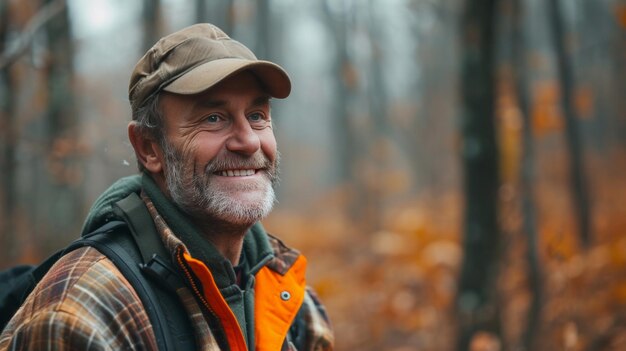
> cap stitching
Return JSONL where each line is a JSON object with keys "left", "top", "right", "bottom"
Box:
{"left": 209, "top": 24, "right": 229, "bottom": 40}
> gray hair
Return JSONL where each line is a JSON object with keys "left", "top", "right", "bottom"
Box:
{"left": 131, "top": 94, "right": 166, "bottom": 172}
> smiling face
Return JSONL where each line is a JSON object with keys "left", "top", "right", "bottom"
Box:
{"left": 156, "top": 71, "right": 279, "bottom": 225}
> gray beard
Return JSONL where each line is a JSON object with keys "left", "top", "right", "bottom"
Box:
{"left": 161, "top": 140, "right": 279, "bottom": 226}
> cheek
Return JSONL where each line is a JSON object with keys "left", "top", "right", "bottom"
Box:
{"left": 190, "top": 135, "right": 225, "bottom": 163}
{"left": 259, "top": 132, "right": 277, "bottom": 161}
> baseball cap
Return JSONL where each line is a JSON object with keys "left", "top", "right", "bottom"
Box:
{"left": 128, "top": 23, "right": 291, "bottom": 113}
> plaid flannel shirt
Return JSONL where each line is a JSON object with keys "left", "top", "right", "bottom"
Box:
{"left": 0, "top": 196, "right": 333, "bottom": 350}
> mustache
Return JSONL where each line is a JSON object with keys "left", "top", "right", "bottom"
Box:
{"left": 203, "top": 152, "right": 275, "bottom": 174}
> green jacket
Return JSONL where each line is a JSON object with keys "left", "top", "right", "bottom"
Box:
{"left": 0, "top": 174, "right": 334, "bottom": 351}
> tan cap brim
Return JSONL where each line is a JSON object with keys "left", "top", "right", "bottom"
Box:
{"left": 163, "top": 58, "right": 291, "bottom": 99}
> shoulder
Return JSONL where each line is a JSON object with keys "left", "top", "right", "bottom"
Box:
{"left": 286, "top": 287, "right": 334, "bottom": 351}
{"left": 29, "top": 247, "right": 142, "bottom": 315}
{"left": 0, "top": 247, "right": 156, "bottom": 350}
{"left": 264, "top": 235, "right": 335, "bottom": 350}
{"left": 266, "top": 234, "right": 302, "bottom": 275}
{"left": 0, "top": 309, "right": 111, "bottom": 350}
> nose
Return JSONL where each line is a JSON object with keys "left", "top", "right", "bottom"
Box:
{"left": 225, "top": 119, "right": 261, "bottom": 155}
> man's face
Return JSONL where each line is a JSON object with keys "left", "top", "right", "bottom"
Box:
{"left": 157, "top": 71, "right": 279, "bottom": 225}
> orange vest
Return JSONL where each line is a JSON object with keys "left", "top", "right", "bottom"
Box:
{"left": 180, "top": 250, "right": 307, "bottom": 350}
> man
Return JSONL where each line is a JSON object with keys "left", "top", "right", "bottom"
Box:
{"left": 0, "top": 23, "right": 334, "bottom": 350}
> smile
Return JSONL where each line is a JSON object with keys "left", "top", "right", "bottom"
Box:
{"left": 217, "top": 169, "right": 257, "bottom": 177}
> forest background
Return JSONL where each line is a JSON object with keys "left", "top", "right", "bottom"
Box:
{"left": 1, "top": 0, "right": 625, "bottom": 350}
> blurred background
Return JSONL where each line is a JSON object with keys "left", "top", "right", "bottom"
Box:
{"left": 1, "top": 0, "right": 626, "bottom": 350}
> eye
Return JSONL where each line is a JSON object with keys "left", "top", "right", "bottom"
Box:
{"left": 248, "top": 112, "right": 264, "bottom": 122}
{"left": 204, "top": 114, "right": 221, "bottom": 123}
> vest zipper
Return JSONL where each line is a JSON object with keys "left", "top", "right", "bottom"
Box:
{"left": 175, "top": 247, "right": 222, "bottom": 326}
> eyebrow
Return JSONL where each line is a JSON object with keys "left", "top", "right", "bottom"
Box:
{"left": 251, "top": 95, "right": 271, "bottom": 108}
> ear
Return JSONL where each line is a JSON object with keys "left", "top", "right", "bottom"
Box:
{"left": 128, "top": 122, "right": 164, "bottom": 174}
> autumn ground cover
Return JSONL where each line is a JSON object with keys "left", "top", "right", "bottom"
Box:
{"left": 265, "top": 146, "right": 626, "bottom": 351}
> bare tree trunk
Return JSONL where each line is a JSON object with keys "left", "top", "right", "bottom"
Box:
{"left": 578, "top": 0, "right": 607, "bottom": 151}
{"left": 255, "top": 0, "right": 270, "bottom": 60}
{"left": 321, "top": 1, "right": 358, "bottom": 191}
{"left": 205, "top": 1, "right": 233, "bottom": 35}
{"left": 45, "top": 0, "right": 73, "bottom": 139}
{"left": 38, "top": 0, "right": 83, "bottom": 253}
{"left": 618, "top": 19, "right": 626, "bottom": 145}
{"left": 455, "top": 0, "right": 502, "bottom": 349}
{"left": 0, "top": 0, "right": 68, "bottom": 262}
{"left": 0, "top": 0, "right": 64, "bottom": 69}
{"left": 143, "top": 0, "right": 161, "bottom": 52}
{"left": 0, "top": 1, "right": 17, "bottom": 266}
{"left": 511, "top": 0, "right": 543, "bottom": 349}
{"left": 195, "top": 0, "right": 207, "bottom": 24}
{"left": 402, "top": 4, "right": 456, "bottom": 195}
{"left": 547, "top": 0, "right": 591, "bottom": 247}
{"left": 610, "top": 7, "right": 626, "bottom": 151}
{"left": 364, "top": 0, "right": 389, "bottom": 231}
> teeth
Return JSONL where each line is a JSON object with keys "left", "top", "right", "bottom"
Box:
{"left": 219, "top": 169, "right": 256, "bottom": 177}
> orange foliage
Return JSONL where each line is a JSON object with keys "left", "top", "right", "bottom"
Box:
{"left": 341, "top": 62, "right": 359, "bottom": 90}
{"left": 264, "top": 147, "right": 626, "bottom": 350}
{"left": 531, "top": 80, "right": 564, "bottom": 136}
{"left": 9, "top": 0, "right": 39, "bottom": 27}
{"left": 615, "top": 4, "right": 626, "bottom": 28}
{"left": 496, "top": 76, "right": 523, "bottom": 183}
{"left": 574, "top": 86, "right": 594, "bottom": 119}
{"left": 500, "top": 148, "right": 626, "bottom": 350}
{"left": 530, "top": 81, "right": 595, "bottom": 135}
{"left": 46, "top": 137, "right": 91, "bottom": 185}
{"left": 470, "top": 331, "right": 501, "bottom": 351}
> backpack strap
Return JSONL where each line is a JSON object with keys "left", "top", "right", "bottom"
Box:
{"left": 112, "top": 193, "right": 162, "bottom": 264}
{"left": 77, "top": 194, "right": 197, "bottom": 351}
{"left": 2, "top": 194, "right": 196, "bottom": 350}
{"left": 72, "top": 225, "right": 182, "bottom": 350}
{"left": 112, "top": 193, "right": 187, "bottom": 292}
{"left": 110, "top": 193, "right": 196, "bottom": 350}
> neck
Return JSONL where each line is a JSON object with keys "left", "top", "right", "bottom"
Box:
{"left": 191, "top": 216, "right": 252, "bottom": 265}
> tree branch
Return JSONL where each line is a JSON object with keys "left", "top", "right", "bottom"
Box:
{"left": 0, "top": 0, "right": 66, "bottom": 69}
